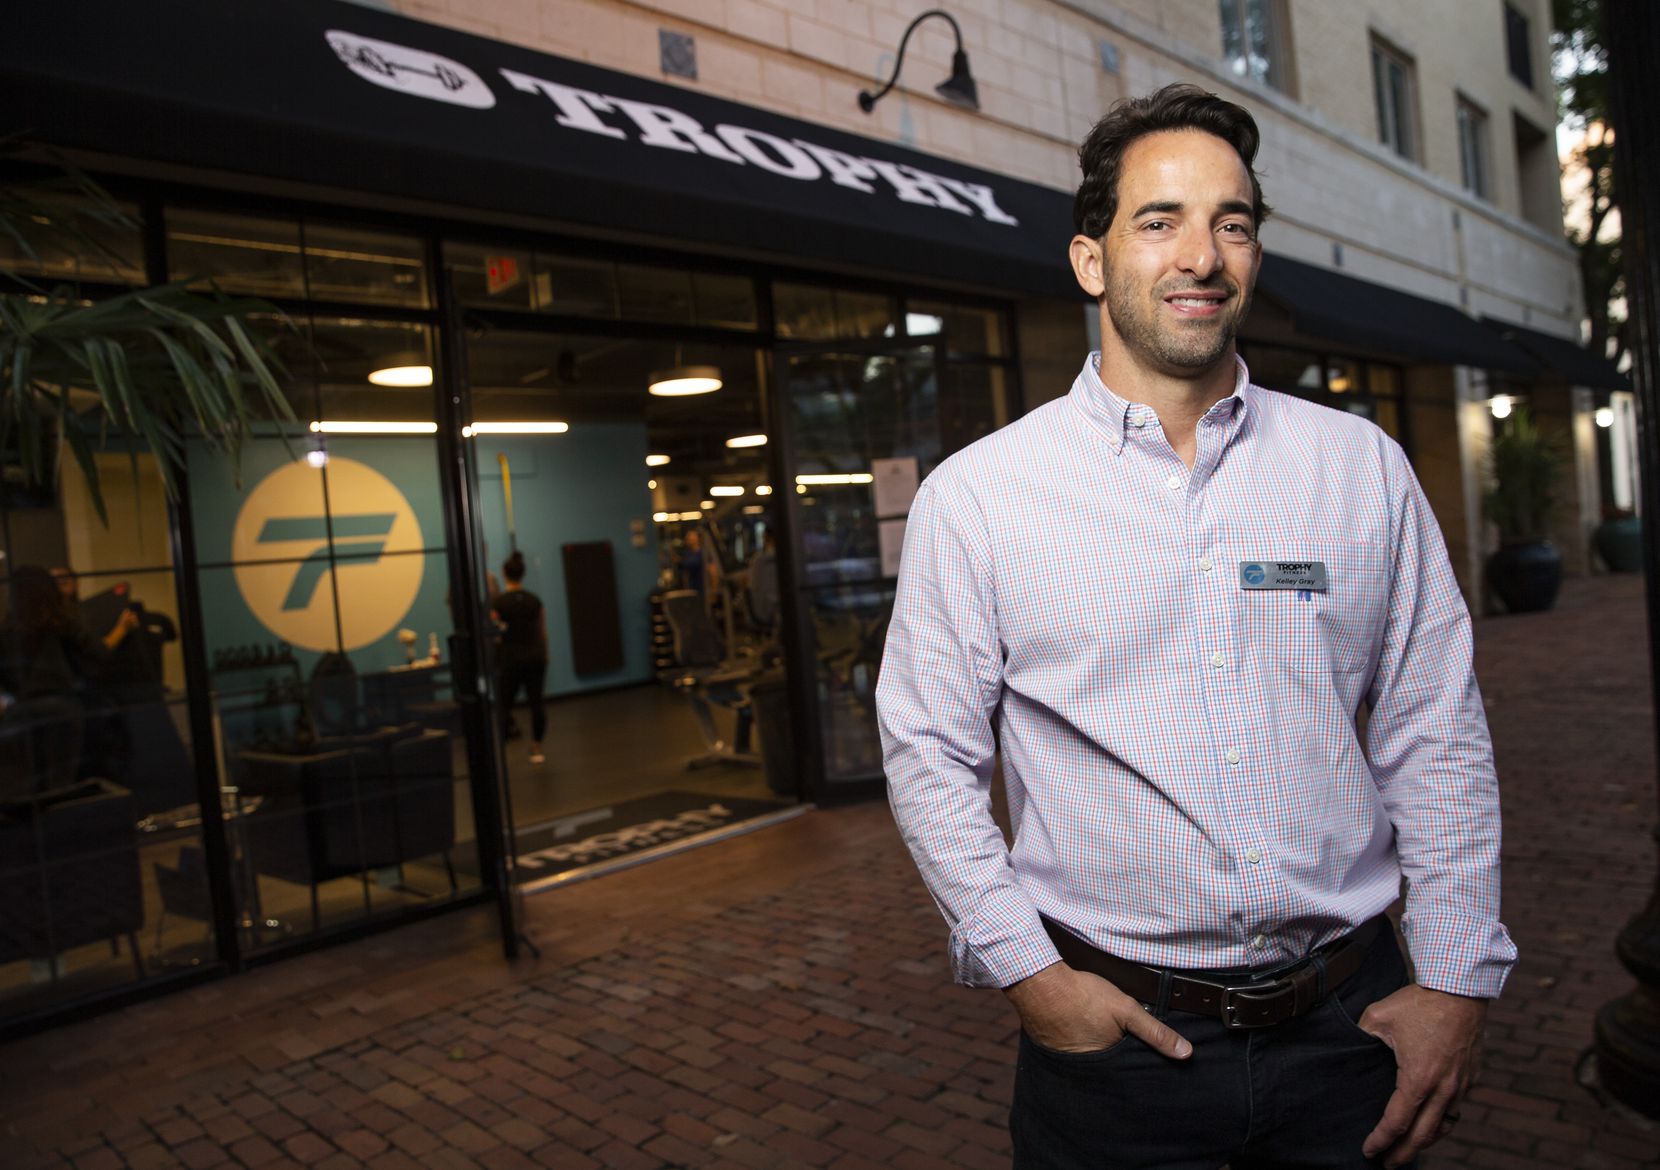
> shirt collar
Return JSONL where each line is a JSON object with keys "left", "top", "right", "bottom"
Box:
{"left": 1069, "top": 351, "right": 1254, "bottom": 453}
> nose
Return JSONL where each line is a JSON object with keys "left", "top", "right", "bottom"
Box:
{"left": 1179, "top": 230, "right": 1222, "bottom": 280}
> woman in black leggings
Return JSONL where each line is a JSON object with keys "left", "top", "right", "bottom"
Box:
{"left": 491, "top": 551, "right": 548, "bottom": 765}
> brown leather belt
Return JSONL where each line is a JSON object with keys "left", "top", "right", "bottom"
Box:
{"left": 1040, "top": 916, "right": 1385, "bottom": 1029}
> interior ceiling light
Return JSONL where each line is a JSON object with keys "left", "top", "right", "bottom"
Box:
{"left": 462, "top": 421, "right": 570, "bottom": 436}
{"left": 710, "top": 485, "right": 745, "bottom": 497}
{"left": 309, "top": 420, "right": 438, "bottom": 435}
{"left": 796, "top": 472, "right": 875, "bottom": 485}
{"left": 646, "top": 454, "right": 672, "bottom": 467}
{"left": 726, "top": 433, "right": 768, "bottom": 448}
{"left": 648, "top": 365, "right": 723, "bottom": 396}
{"left": 648, "top": 479, "right": 658, "bottom": 490}
{"left": 1489, "top": 395, "right": 1514, "bottom": 420}
{"left": 743, "top": 505, "right": 765, "bottom": 515}
{"left": 755, "top": 485, "right": 773, "bottom": 496}
{"left": 700, "top": 500, "right": 716, "bottom": 509}
{"left": 367, "top": 364, "right": 434, "bottom": 387}
{"left": 1595, "top": 406, "right": 1615, "bottom": 428}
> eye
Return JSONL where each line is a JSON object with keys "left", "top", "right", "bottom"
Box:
{"left": 1141, "top": 219, "right": 1171, "bottom": 232}
{"left": 1219, "top": 222, "right": 1254, "bottom": 238}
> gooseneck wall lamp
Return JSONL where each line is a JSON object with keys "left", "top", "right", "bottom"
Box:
{"left": 859, "top": 9, "right": 979, "bottom": 113}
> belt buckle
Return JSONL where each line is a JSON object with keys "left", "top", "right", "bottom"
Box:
{"left": 1220, "top": 982, "right": 1289, "bottom": 1029}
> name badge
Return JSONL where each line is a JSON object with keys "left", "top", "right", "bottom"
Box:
{"left": 1239, "top": 560, "right": 1328, "bottom": 591}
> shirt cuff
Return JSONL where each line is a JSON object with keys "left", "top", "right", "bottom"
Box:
{"left": 947, "top": 896, "right": 1063, "bottom": 988}
{"left": 1401, "top": 910, "right": 1518, "bottom": 999}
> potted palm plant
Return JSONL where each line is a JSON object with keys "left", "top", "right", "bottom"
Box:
{"left": 1483, "top": 407, "right": 1569, "bottom": 613}
{"left": 1, "top": 147, "right": 291, "bottom": 520}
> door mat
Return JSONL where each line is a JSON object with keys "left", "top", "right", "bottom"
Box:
{"left": 495, "top": 790, "right": 797, "bottom": 885}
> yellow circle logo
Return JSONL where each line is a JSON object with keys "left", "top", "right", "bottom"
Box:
{"left": 231, "top": 457, "right": 425, "bottom": 652}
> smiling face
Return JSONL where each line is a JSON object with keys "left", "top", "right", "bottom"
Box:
{"left": 1071, "top": 129, "right": 1261, "bottom": 386}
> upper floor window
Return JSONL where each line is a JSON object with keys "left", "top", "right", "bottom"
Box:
{"left": 1456, "top": 96, "right": 1491, "bottom": 199}
{"left": 1219, "top": 0, "right": 1294, "bottom": 93}
{"left": 1504, "top": 2, "right": 1534, "bottom": 88}
{"left": 1371, "top": 37, "right": 1419, "bottom": 161}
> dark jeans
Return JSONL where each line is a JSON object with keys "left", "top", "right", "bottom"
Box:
{"left": 1012, "top": 922, "right": 1409, "bottom": 1170}
{"left": 498, "top": 658, "right": 547, "bottom": 743}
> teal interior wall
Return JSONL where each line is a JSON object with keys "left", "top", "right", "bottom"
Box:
{"left": 473, "top": 425, "right": 660, "bottom": 697}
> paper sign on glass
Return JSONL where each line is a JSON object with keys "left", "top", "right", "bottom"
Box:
{"left": 872, "top": 456, "right": 920, "bottom": 519}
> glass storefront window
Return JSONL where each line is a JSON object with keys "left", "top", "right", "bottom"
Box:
{"left": 940, "top": 364, "right": 1012, "bottom": 456}
{"left": 302, "top": 223, "right": 429, "bottom": 308}
{"left": 188, "top": 427, "right": 476, "bottom": 951}
{"left": 774, "top": 283, "right": 836, "bottom": 339}
{"left": 693, "top": 272, "right": 758, "bottom": 330}
{"left": 618, "top": 263, "right": 695, "bottom": 324}
{"left": 0, "top": 198, "right": 145, "bottom": 286}
{"left": 305, "top": 319, "right": 437, "bottom": 427}
{"left": 774, "top": 283, "right": 896, "bottom": 340}
{"left": 1327, "top": 358, "right": 1362, "bottom": 394}
{"left": 1, "top": 450, "right": 213, "bottom": 1012}
{"left": 1246, "top": 343, "right": 1325, "bottom": 392}
{"left": 1368, "top": 364, "right": 1403, "bottom": 398}
{"left": 537, "top": 255, "right": 618, "bottom": 318}
{"left": 444, "top": 242, "right": 536, "bottom": 311}
{"left": 169, "top": 211, "right": 430, "bottom": 307}
{"left": 168, "top": 209, "right": 307, "bottom": 299}
{"left": 907, "top": 300, "right": 1008, "bottom": 356}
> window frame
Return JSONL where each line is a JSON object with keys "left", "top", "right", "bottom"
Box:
{"left": 1370, "top": 35, "right": 1421, "bottom": 163}
{"left": 1218, "top": 0, "right": 1297, "bottom": 96}
{"left": 1456, "top": 93, "right": 1491, "bottom": 200}
{"left": 1504, "top": 2, "right": 1534, "bottom": 89}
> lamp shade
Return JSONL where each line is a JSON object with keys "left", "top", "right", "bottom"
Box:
{"left": 935, "top": 49, "right": 979, "bottom": 110}
{"left": 367, "top": 364, "right": 434, "bottom": 387}
{"left": 648, "top": 365, "right": 723, "bottom": 396}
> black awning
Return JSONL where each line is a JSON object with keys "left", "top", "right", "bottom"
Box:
{"left": 0, "top": 0, "right": 1080, "bottom": 299}
{"left": 1255, "top": 254, "right": 1539, "bottom": 374}
{"left": 1481, "top": 318, "right": 1628, "bottom": 390}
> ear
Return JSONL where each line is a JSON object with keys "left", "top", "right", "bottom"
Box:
{"left": 1069, "top": 234, "right": 1106, "bottom": 298}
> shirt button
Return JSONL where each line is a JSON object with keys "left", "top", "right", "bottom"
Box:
{"left": 1166, "top": 474, "right": 1182, "bottom": 490}
{"left": 1198, "top": 557, "right": 1213, "bottom": 572}
{"left": 1245, "top": 848, "right": 1261, "bottom": 864}
{"left": 1224, "top": 748, "right": 1241, "bottom": 765}
{"left": 1132, "top": 415, "right": 1148, "bottom": 429}
{"left": 1251, "top": 933, "right": 1267, "bottom": 948}
{"left": 1210, "top": 652, "right": 1225, "bottom": 669}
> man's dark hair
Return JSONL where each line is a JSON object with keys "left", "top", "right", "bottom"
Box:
{"left": 1074, "top": 83, "right": 1272, "bottom": 239}
{"left": 503, "top": 550, "right": 526, "bottom": 583}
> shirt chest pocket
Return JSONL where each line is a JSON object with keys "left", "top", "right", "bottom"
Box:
{"left": 1235, "top": 543, "right": 1390, "bottom": 676}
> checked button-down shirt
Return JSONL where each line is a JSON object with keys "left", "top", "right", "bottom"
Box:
{"left": 876, "top": 353, "right": 1516, "bottom": 999}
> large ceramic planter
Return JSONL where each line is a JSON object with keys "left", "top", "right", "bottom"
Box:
{"left": 1593, "top": 515, "right": 1644, "bottom": 573}
{"left": 1487, "top": 540, "right": 1563, "bottom": 613}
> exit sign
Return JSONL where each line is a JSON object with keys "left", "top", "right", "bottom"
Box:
{"left": 485, "top": 255, "right": 521, "bottom": 295}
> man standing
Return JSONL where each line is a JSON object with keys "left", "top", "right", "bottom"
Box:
{"left": 876, "top": 84, "right": 1514, "bottom": 1169}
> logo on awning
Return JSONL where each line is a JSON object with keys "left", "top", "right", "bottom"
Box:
{"left": 324, "top": 30, "right": 1019, "bottom": 227}
{"left": 327, "top": 30, "right": 496, "bottom": 109}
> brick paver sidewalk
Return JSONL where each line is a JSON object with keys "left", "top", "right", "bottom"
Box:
{"left": 2, "top": 575, "right": 1658, "bottom": 1169}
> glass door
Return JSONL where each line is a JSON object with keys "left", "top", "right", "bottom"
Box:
{"left": 776, "top": 344, "right": 939, "bottom": 798}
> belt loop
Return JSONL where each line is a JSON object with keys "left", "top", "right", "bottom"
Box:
{"left": 1311, "top": 952, "right": 1329, "bottom": 1003}
{"left": 1154, "top": 969, "right": 1173, "bottom": 1019}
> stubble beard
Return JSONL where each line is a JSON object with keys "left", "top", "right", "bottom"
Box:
{"left": 1104, "top": 271, "right": 1252, "bottom": 377}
